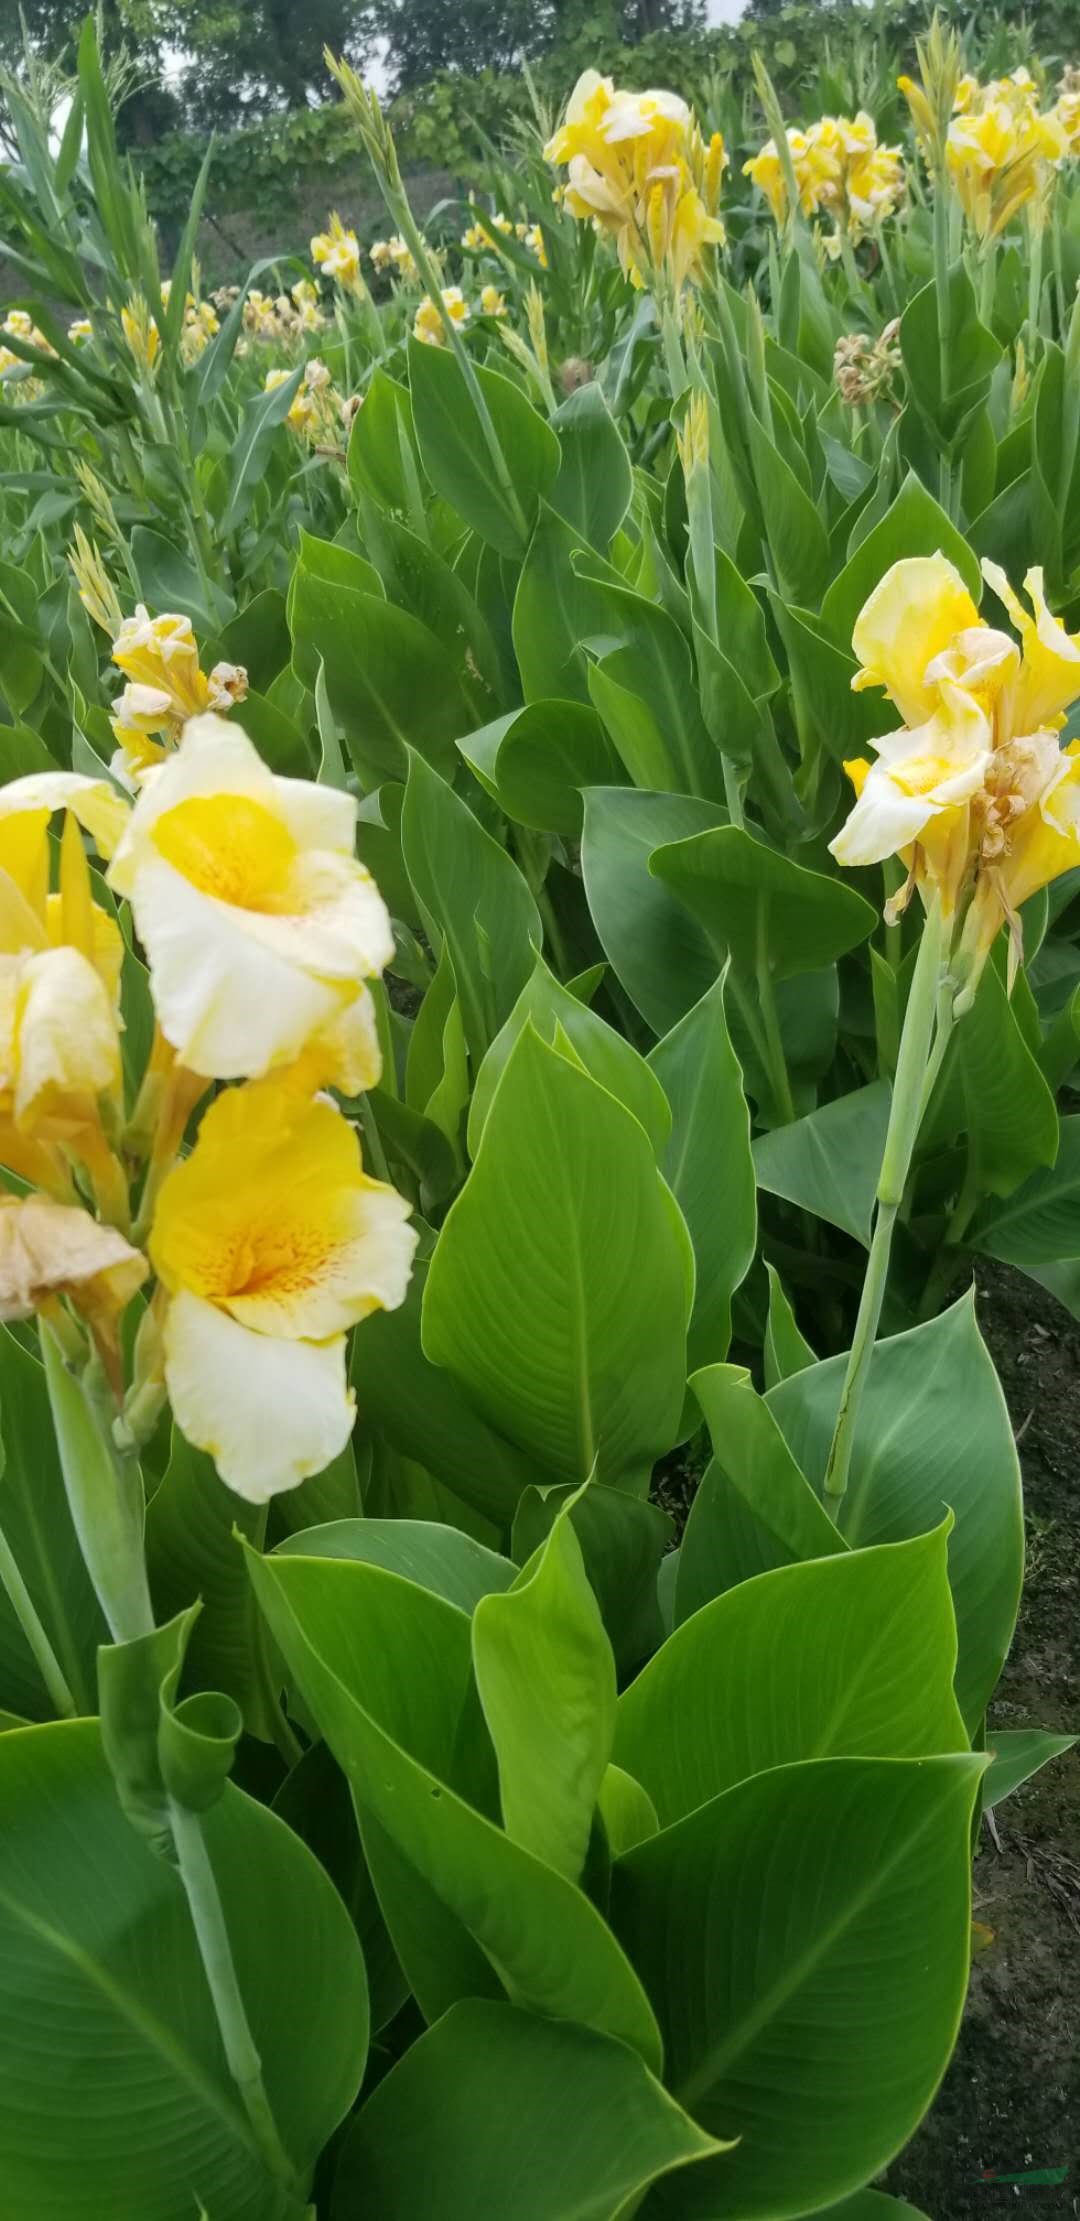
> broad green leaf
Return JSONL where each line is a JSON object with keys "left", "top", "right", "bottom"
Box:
{"left": 983, "top": 1724, "right": 1076, "bottom": 1808}
{"left": 676, "top": 1365, "right": 846, "bottom": 1625}
{"left": 468, "top": 951, "right": 671, "bottom": 1158}
{"left": 821, "top": 469, "right": 982, "bottom": 648}
{"left": 767, "top": 1295, "right": 1023, "bottom": 1729}
{"left": 971, "top": 1114, "right": 1080, "bottom": 1266}
{"left": 221, "top": 366, "right": 303, "bottom": 535}
{"left": 648, "top": 972, "right": 757, "bottom": 1368}
{"left": 275, "top": 1517, "right": 515, "bottom": 1616}
{"left": 272, "top": 1738, "right": 408, "bottom": 2035}
{"left": 246, "top": 1548, "right": 662, "bottom": 2065}
{"left": 352, "top": 1245, "right": 542, "bottom": 1530}
{"left": 767, "top": 595, "right": 887, "bottom": 763}
{"left": 617, "top": 1527, "right": 967, "bottom": 1827}
{"left": 408, "top": 339, "right": 560, "bottom": 557}
{"left": 457, "top": 699, "right": 623, "bottom": 837}
{"left": 764, "top": 1263, "right": 817, "bottom": 1387}
{"left": 473, "top": 1507, "right": 616, "bottom": 1881}
{"left": 512, "top": 507, "right": 622, "bottom": 703}
{"left": 581, "top": 787, "right": 726, "bottom": 1036}
{"left": 289, "top": 569, "right": 463, "bottom": 784}
{"left": 598, "top": 1765, "right": 660, "bottom": 1858}
{"left": 0, "top": 1719, "right": 367, "bottom": 2221}
{"left": 748, "top": 411, "right": 830, "bottom": 604}
{"left": 510, "top": 1483, "right": 672, "bottom": 1676}
{"left": 130, "top": 525, "right": 234, "bottom": 632}
{"left": 423, "top": 1029, "right": 693, "bottom": 1492}
{"left": 958, "top": 959, "right": 1059, "bottom": 1198}
{"left": 347, "top": 369, "right": 421, "bottom": 513}
{"left": 0, "top": 1327, "right": 103, "bottom": 1720}
{"left": 550, "top": 381, "right": 634, "bottom": 549}
{"left": 573, "top": 563, "right": 724, "bottom": 802}
{"left": 145, "top": 1432, "right": 268, "bottom": 1734}
{"left": 612, "top": 1754, "right": 984, "bottom": 2219}
{"left": 651, "top": 825, "right": 876, "bottom": 981}
{"left": 333, "top": 2000, "right": 719, "bottom": 2221}
{"left": 400, "top": 751, "right": 541, "bottom": 1071}
{"left": 900, "top": 263, "right": 1003, "bottom": 445}
{"left": 753, "top": 1080, "right": 892, "bottom": 1246}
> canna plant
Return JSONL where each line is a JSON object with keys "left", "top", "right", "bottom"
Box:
{"left": 0, "top": 11, "right": 1075, "bottom": 2218}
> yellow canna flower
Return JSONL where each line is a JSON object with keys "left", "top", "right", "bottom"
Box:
{"left": 121, "top": 296, "right": 160, "bottom": 371}
{"left": 479, "top": 283, "right": 507, "bottom": 318}
{"left": 310, "top": 211, "right": 362, "bottom": 290}
{"left": 413, "top": 287, "right": 470, "bottom": 345}
{"left": 68, "top": 317, "right": 92, "bottom": 344}
{"left": 945, "top": 83, "right": 1068, "bottom": 237}
{"left": 109, "top": 603, "right": 247, "bottom": 782}
{"left": 149, "top": 1079, "right": 416, "bottom": 1500}
{"left": 547, "top": 68, "right": 722, "bottom": 290}
{"left": 0, "top": 780, "right": 130, "bottom": 1209}
{"left": 831, "top": 554, "right": 1080, "bottom": 959}
{"left": 745, "top": 112, "right": 903, "bottom": 236}
{"left": 106, "top": 712, "right": 394, "bottom": 1083}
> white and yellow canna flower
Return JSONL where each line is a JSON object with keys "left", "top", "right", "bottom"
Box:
{"left": 479, "top": 283, "right": 507, "bottom": 318}
{"left": 547, "top": 69, "right": 722, "bottom": 290}
{"left": 413, "top": 287, "right": 470, "bottom": 345}
{"left": 310, "top": 212, "right": 362, "bottom": 290}
{"left": 945, "top": 88, "right": 1068, "bottom": 237}
{"left": 109, "top": 603, "right": 248, "bottom": 781}
{"left": 68, "top": 317, "right": 93, "bottom": 344}
{"left": 831, "top": 552, "right": 1080, "bottom": 942}
{"left": 149, "top": 1080, "right": 416, "bottom": 1500}
{"left": 106, "top": 713, "right": 393, "bottom": 1084}
{"left": 0, "top": 777, "right": 130, "bottom": 1205}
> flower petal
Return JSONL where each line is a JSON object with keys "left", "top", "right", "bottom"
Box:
{"left": 851, "top": 553, "right": 982, "bottom": 726}
{"left": 163, "top": 1290, "right": 353, "bottom": 1502}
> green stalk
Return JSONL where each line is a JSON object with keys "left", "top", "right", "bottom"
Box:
{"left": 823, "top": 895, "right": 946, "bottom": 1511}
{"left": 755, "top": 905, "right": 796, "bottom": 1126}
{"left": 0, "top": 1520, "right": 77, "bottom": 1719}
{"left": 169, "top": 1800, "right": 299, "bottom": 2198}
{"left": 1025, "top": 219, "right": 1043, "bottom": 349}
{"left": 931, "top": 168, "right": 952, "bottom": 509}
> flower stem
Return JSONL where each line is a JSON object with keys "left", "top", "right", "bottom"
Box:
{"left": 823, "top": 895, "right": 946, "bottom": 1512}
{"left": 169, "top": 1799, "right": 298, "bottom": 2197}
{"left": 0, "top": 1519, "right": 77, "bottom": 1719}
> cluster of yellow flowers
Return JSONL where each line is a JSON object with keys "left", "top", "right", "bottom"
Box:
{"left": 311, "top": 211, "right": 363, "bottom": 291}
{"left": 461, "top": 207, "right": 514, "bottom": 250}
{"left": 234, "top": 279, "right": 326, "bottom": 347}
{"left": 943, "top": 66, "right": 1070, "bottom": 237}
{"left": 116, "top": 281, "right": 220, "bottom": 372}
{"left": 99, "top": 602, "right": 249, "bottom": 785}
{"left": 831, "top": 554, "right": 1080, "bottom": 998}
{"left": 745, "top": 112, "right": 905, "bottom": 238}
{"left": 264, "top": 357, "right": 349, "bottom": 443}
{"left": 544, "top": 70, "right": 725, "bottom": 293}
{"left": 0, "top": 710, "right": 415, "bottom": 1502}
{"left": 412, "top": 284, "right": 509, "bottom": 343}
{"left": 0, "top": 308, "right": 54, "bottom": 376}
{"left": 369, "top": 235, "right": 418, "bottom": 282}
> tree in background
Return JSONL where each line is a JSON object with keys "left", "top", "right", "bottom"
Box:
{"left": 368, "top": 0, "right": 706, "bottom": 93}
{"left": 1, "top": 0, "right": 371, "bottom": 142}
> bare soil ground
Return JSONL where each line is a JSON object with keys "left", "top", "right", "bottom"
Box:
{"left": 888, "top": 1263, "right": 1079, "bottom": 2221}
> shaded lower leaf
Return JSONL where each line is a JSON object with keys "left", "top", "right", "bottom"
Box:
{"left": 332, "top": 1999, "right": 720, "bottom": 2220}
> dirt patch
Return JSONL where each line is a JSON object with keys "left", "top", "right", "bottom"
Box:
{"left": 889, "top": 1261, "right": 1080, "bottom": 2221}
